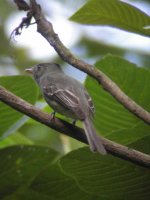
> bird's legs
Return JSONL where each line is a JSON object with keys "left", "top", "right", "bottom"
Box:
{"left": 72, "top": 119, "right": 77, "bottom": 125}
{"left": 50, "top": 111, "right": 56, "bottom": 121}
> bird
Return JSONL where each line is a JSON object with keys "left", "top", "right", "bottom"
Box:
{"left": 26, "top": 63, "right": 106, "bottom": 154}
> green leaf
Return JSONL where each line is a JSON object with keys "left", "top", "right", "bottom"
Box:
{"left": 0, "top": 1, "right": 15, "bottom": 21}
{"left": 70, "top": 0, "right": 150, "bottom": 37}
{"left": 20, "top": 122, "right": 65, "bottom": 153}
{"left": 30, "top": 165, "right": 96, "bottom": 200}
{"left": 79, "top": 37, "right": 127, "bottom": 57}
{"left": 129, "top": 135, "right": 150, "bottom": 154}
{"left": 0, "top": 145, "right": 59, "bottom": 199}
{"left": 0, "top": 132, "right": 34, "bottom": 149}
{"left": 60, "top": 147, "right": 150, "bottom": 200}
{"left": 0, "top": 146, "right": 97, "bottom": 200}
{"left": 107, "top": 123, "right": 150, "bottom": 145}
{"left": 0, "top": 27, "right": 11, "bottom": 56}
{"left": 0, "top": 76, "right": 38, "bottom": 138}
{"left": 85, "top": 55, "right": 150, "bottom": 144}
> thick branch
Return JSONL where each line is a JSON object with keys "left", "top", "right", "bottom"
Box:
{"left": 0, "top": 86, "right": 150, "bottom": 168}
{"left": 26, "top": 0, "right": 150, "bottom": 125}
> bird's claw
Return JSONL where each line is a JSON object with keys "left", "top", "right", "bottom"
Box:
{"left": 72, "top": 120, "right": 77, "bottom": 125}
{"left": 50, "top": 111, "right": 56, "bottom": 121}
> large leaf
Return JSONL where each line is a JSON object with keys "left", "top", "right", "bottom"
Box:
{"left": 107, "top": 122, "right": 150, "bottom": 145}
{"left": 0, "top": 143, "right": 149, "bottom": 199}
{"left": 60, "top": 147, "right": 150, "bottom": 200}
{"left": 30, "top": 165, "right": 97, "bottom": 200}
{"left": 0, "top": 145, "right": 59, "bottom": 199}
{"left": 0, "top": 76, "right": 38, "bottom": 138}
{"left": 129, "top": 134, "right": 150, "bottom": 154}
{"left": 85, "top": 55, "right": 150, "bottom": 144}
{"left": 70, "top": 0, "right": 150, "bottom": 37}
{"left": 0, "top": 146, "right": 97, "bottom": 200}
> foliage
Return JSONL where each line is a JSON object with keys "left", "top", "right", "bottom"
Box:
{"left": 0, "top": 76, "right": 39, "bottom": 138}
{"left": 70, "top": 0, "right": 150, "bottom": 37}
{"left": 0, "top": 0, "right": 150, "bottom": 199}
{"left": 86, "top": 55, "right": 150, "bottom": 144}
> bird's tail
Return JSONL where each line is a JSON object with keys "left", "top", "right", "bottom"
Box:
{"left": 83, "top": 117, "right": 106, "bottom": 155}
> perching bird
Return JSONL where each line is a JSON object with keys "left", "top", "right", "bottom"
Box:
{"left": 26, "top": 63, "right": 106, "bottom": 154}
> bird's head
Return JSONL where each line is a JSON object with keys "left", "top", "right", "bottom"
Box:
{"left": 26, "top": 63, "right": 62, "bottom": 82}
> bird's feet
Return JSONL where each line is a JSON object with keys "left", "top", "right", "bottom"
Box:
{"left": 50, "top": 111, "right": 56, "bottom": 121}
{"left": 72, "top": 120, "right": 77, "bottom": 125}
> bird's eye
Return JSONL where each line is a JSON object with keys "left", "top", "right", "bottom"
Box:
{"left": 37, "top": 65, "right": 41, "bottom": 71}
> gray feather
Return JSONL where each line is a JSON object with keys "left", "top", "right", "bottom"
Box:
{"left": 31, "top": 63, "right": 107, "bottom": 154}
{"left": 83, "top": 117, "right": 106, "bottom": 154}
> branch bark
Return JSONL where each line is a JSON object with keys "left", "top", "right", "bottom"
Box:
{"left": 0, "top": 86, "right": 150, "bottom": 168}
{"left": 13, "top": 0, "right": 150, "bottom": 124}
{"left": 23, "top": 0, "right": 150, "bottom": 125}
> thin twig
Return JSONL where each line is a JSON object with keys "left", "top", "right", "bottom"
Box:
{"left": 0, "top": 86, "right": 150, "bottom": 168}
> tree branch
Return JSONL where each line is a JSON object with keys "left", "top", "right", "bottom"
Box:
{"left": 0, "top": 86, "right": 150, "bottom": 168}
{"left": 23, "top": 0, "right": 149, "bottom": 125}
{"left": 12, "top": 0, "right": 150, "bottom": 121}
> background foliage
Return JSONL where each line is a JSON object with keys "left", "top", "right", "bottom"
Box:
{"left": 0, "top": 0, "right": 150, "bottom": 199}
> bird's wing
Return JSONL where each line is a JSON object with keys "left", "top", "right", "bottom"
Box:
{"left": 54, "top": 88, "right": 80, "bottom": 109}
{"left": 43, "top": 83, "right": 80, "bottom": 109}
{"left": 84, "top": 90, "right": 95, "bottom": 115}
{"left": 41, "top": 77, "right": 91, "bottom": 119}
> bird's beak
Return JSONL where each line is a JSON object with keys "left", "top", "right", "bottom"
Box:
{"left": 25, "top": 67, "right": 34, "bottom": 74}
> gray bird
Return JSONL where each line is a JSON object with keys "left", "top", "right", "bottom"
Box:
{"left": 26, "top": 63, "right": 106, "bottom": 154}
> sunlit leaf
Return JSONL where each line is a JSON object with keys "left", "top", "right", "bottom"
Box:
{"left": 70, "top": 0, "right": 150, "bottom": 37}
